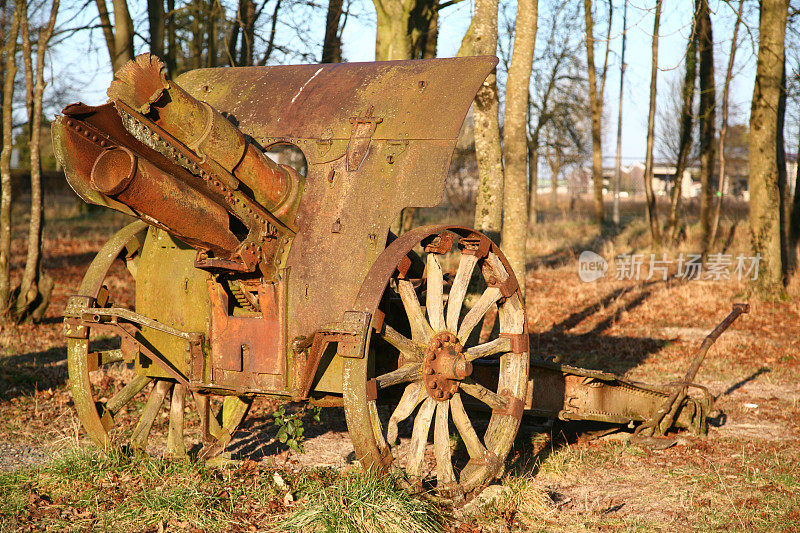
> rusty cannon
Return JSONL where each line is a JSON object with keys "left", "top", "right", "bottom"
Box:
{"left": 55, "top": 54, "right": 739, "bottom": 499}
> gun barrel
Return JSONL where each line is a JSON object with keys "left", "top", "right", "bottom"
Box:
{"left": 107, "top": 54, "right": 300, "bottom": 213}
{"left": 91, "top": 147, "right": 240, "bottom": 255}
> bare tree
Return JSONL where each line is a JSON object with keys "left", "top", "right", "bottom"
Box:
{"left": 166, "top": 0, "right": 176, "bottom": 72}
{"left": 0, "top": 2, "right": 20, "bottom": 314}
{"left": 322, "top": 0, "right": 345, "bottom": 62}
{"left": 777, "top": 58, "right": 789, "bottom": 278}
{"left": 13, "top": 0, "right": 59, "bottom": 322}
{"left": 791, "top": 122, "right": 800, "bottom": 267}
{"left": 526, "top": 2, "right": 586, "bottom": 226}
{"left": 147, "top": 0, "right": 164, "bottom": 57}
{"left": 643, "top": 0, "right": 662, "bottom": 245}
{"left": 501, "top": 0, "right": 538, "bottom": 295}
{"left": 410, "top": 0, "right": 438, "bottom": 59}
{"left": 709, "top": 0, "right": 745, "bottom": 249}
{"left": 665, "top": 14, "right": 698, "bottom": 244}
{"left": 612, "top": 0, "right": 627, "bottom": 226}
{"left": 749, "top": 0, "right": 789, "bottom": 298}
{"left": 373, "top": 0, "right": 441, "bottom": 61}
{"left": 696, "top": 0, "right": 716, "bottom": 255}
{"left": 582, "top": 0, "right": 612, "bottom": 230}
{"left": 459, "top": 0, "right": 504, "bottom": 239}
{"left": 95, "top": 0, "right": 133, "bottom": 72}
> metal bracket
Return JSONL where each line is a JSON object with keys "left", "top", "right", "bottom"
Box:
{"left": 293, "top": 311, "right": 372, "bottom": 400}
{"left": 459, "top": 234, "right": 491, "bottom": 259}
{"left": 496, "top": 389, "right": 525, "bottom": 419}
{"left": 347, "top": 106, "right": 382, "bottom": 172}
{"left": 334, "top": 311, "right": 372, "bottom": 358}
{"left": 422, "top": 231, "right": 455, "bottom": 255}
{"left": 499, "top": 332, "right": 528, "bottom": 354}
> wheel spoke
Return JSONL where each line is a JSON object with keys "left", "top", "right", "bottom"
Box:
{"left": 457, "top": 287, "right": 502, "bottom": 344}
{"left": 105, "top": 374, "right": 153, "bottom": 416}
{"left": 88, "top": 349, "right": 124, "bottom": 370}
{"left": 446, "top": 254, "right": 478, "bottom": 332}
{"left": 387, "top": 382, "right": 427, "bottom": 444}
{"left": 450, "top": 393, "right": 487, "bottom": 459}
{"left": 459, "top": 378, "right": 508, "bottom": 411}
{"left": 376, "top": 363, "right": 421, "bottom": 390}
{"left": 166, "top": 383, "right": 186, "bottom": 458}
{"left": 368, "top": 401, "right": 389, "bottom": 451}
{"left": 398, "top": 279, "right": 432, "bottom": 343}
{"left": 193, "top": 392, "right": 222, "bottom": 442}
{"left": 407, "top": 397, "right": 436, "bottom": 479}
{"left": 434, "top": 400, "right": 456, "bottom": 486}
{"left": 381, "top": 324, "right": 424, "bottom": 361}
{"left": 219, "top": 396, "right": 252, "bottom": 443}
{"left": 465, "top": 337, "right": 513, "bottom": 362}
{"left": 131, "top": 379, "right": 172, "bottom": 450}
{"left": 426, "top": 254, "right": 446, "bottom": 332}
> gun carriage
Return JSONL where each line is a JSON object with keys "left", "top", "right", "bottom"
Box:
{"left": 55, "top": 54, "right": 720, "bottom": 499}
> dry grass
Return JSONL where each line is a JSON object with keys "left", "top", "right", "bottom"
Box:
{"left": 0, "top": 198, "right": 798, "bottom": 531}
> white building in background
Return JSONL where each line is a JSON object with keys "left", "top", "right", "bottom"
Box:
{"left": 598, "top": 155, "right": 798, "bottom": 201}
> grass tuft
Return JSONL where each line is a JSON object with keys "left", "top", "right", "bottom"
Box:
{"left": 280, "top": 471, "right": 445, "bottom": 533}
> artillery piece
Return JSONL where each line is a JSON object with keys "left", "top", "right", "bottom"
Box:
{"left": 55, "top": 54, "right": 725, "bottom": 499}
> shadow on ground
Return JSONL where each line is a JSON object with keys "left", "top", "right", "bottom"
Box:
{"left": 529, "top": 280, "right": 670, "bottom": 375}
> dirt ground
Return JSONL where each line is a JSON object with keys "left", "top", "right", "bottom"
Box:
{"left": 0, "top": 200, "right": 798, "bottom": 531}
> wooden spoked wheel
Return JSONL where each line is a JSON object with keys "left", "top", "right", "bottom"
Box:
{"left": 66, "top": 221, "right": 251, "bottom": 460}
{"left": 343, "top": 228, "right": 528, "bottom": 499}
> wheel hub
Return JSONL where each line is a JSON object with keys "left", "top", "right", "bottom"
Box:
{"left": 422, "top": 331, "right": 472, "bottom": 401}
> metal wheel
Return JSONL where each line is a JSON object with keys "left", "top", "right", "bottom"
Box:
{"left": 343, "top": 227, "right": 528, "bottom": 499}
{"left": 66, "top": 221, "right": 251, "bottom": 459}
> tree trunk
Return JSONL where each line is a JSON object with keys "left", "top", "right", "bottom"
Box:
{"left": 228, "top": 0, "right": 243, "bottom": 66}
{"left": 258, "top": 0, "right": 283, "bottom": 66}
{"left": 192, "top": 0, "right": 203, "bottom": 68}
{"left": 373, "top": 0, "right": 413, "bottom": 60}
{"left": 643, "top": 0, "right": 662, "bottom": 245}
{"left": 696, "top": 0, "right": 715, "bottom": 256}
{"left": 459, "top": 0, "right": 504, "bottom": 239}
{"left": 748, "top": 0, "right": 788, "bottom": 298}
{"left": 94, "top": 0, "right": 116, "bottom": 68}
{"left": 528, "top": 142, "right": 538, "bottom": 226}
{"left": 18, "top": 2, "right": 33, "bottom": 132}
{"left": 709, "top": 0, "right": 744, "bottom": 249}
{"left": 14, "top": 0, "right": 58, "bottom": 322}
{"left": 548, "top": 152, "right": 561, "bottom": 211}
{"left": 790, "top": 117, "right": 800, "bottom": 270}
{"left": 500, "top": 0, "right": 537, "bottom": 297}
{"left": 583, "top": 0, "right": 604, "bottom": 229}
{"left": 166, "top": 0, "right": 176, "bottom": 73}
{"left": 665, "top": 16, "right": 697, "bottom": 244}
{"left": 147, "top": 0, "right": 164, "bottom": 57}
{"left": 410, "top": 0, "right": 439, "bottom": 59}
{"left": 208, "top": 1, "right": 218, "bottom": 67}
{"left": 776, "top": 57, "right": 788, "bottom": 279}
{"left": 111, "top": 0, "right": 134, "bottom": 71}
{"left": 322, "top": 0, "right": 344, "bottom": 62}
{"left": 242, "top": 0, "right": 256, "bottom": 66}
{"left": 612, "top": 0, "right": 627, "bottom": 227}
{"left": 0, "top": 4, "right": 19, "bottom": 314}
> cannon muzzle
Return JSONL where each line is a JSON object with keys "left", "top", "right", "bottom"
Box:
{"left": 53, "top": 54, "right": 304, "bottom": 275}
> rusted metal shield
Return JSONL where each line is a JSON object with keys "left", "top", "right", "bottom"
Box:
{"left": 175, "top": 58, "right": 497, "bottom": 343}
{"left": 176, "top": 57, "right": 497, "bottom": 143}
